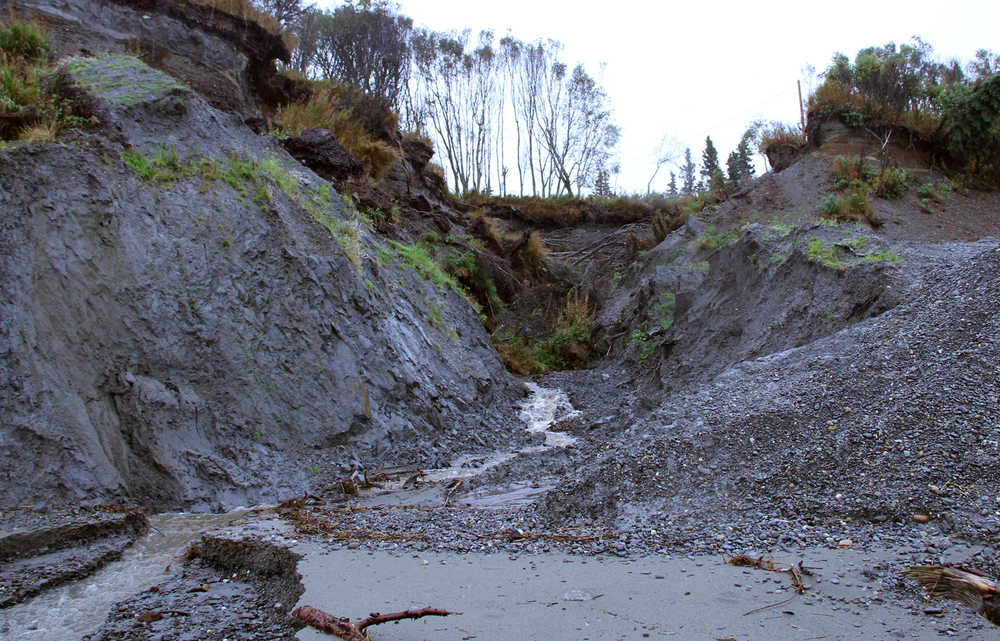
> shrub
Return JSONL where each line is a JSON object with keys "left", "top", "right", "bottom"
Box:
{"left": 492, "top": 291, "right": 595, "bottom": 375}
{"left": 0, "top": 21, "right": 48, "bottom": 62}
{"left": 832, "top": 155, "right": 877, "bottom": 188}
{"left": 817, "top": 194, "right": 840, "bottom": 217}
{"left": 873, "top": 167, "right": 908, "bottom": 199}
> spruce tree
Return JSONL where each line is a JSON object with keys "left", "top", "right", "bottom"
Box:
{"left": 593, "top": 168, "right": 613, "bottom": 197}
{"left": 700, "top": 136, "right": 719, "bottom": 189}
{"left": 737, "top": 138, "right": 755, "bottom": 179}
{"left": 680, "top": 148, "right": 696, "bottom": 195}
{"left": 726, "top": 138, "right": 756, "bottom": 183}
{"left": 667, "top": 171, "right": 677, "bottom": 197}
{"left": 726, "top": 150, "right": 742, "bottom": 183}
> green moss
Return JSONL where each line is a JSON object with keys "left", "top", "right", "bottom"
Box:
{"left": 66, "top": 55, "right": 187, "bottom": 105}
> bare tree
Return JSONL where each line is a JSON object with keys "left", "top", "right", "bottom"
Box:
{"left": 252, "top": 0, "right": 312, "bottom": 28}
{"left": 646, "top": 134, "right": 681, "bottom": 195}
{"left": 535, "top": 61, "right": 618, "bottom": 197}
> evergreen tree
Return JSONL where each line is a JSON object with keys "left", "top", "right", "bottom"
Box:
{"left": 726, "top": 150, "right": 742, "bottom": 183}
{"left": 726, "top": 137, "right": 756, "bottom": 183}
{"left": 700, "top": 136, "right": 719, "bottom": 189}
{"left": 667, "top": 171, "right": 677, "bottom": 197}
{"left": 593, "top": 168, "right": 613, "bottom": 197}
{"left": 680, "top": 148, "right": 696, "bottom": 195}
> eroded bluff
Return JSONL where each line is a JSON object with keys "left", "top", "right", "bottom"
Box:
{"left": 0, "top": 56, "right": 519, "bottom": 512}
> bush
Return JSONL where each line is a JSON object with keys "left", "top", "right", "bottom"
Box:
{"left": 492, "top": 291, "right": 595, "bottom": 375}
{"left": 0, "top": 21, "right": 48, "bottom": 62}
{"left": 873, "top": 167, "right": 908, "bottom": 198}
{"left": 0, "top": 21, "right": 87, "bottom": 141}
{"left": 758, "top": 121, "right": 806, "bottom": 154}
{"left": 832, "top": 155, "right": 877, "bottom": 188}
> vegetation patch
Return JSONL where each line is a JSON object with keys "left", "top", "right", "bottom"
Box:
{"left": 120, "top": 148, "right": 367, "bottom": 267}
{"left": 656, "top": 291, "right": 677, "bottom": 330}
{"left": 275, "top": 83, "right": 401, "bottom": 180}
{"left": 66, "top": 54, "right": 187, "bottom": 106}
{"left": 695, "top": 225, "right": 739, "bottom": 251}
{"left": 807, "top": 237, "right": 844, "bottom": 269}
{"left": 807, "top": 40, "right": 1000, "bottom": 184}
{"left": 492, "top": 292, "right": 596, "bottom": 375}
{"left": 0, "top": 20, "right": 89, "bottom": 142}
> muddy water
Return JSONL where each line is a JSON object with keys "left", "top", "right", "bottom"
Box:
{"left": 3, "top": 510, "right": 254, "bottom": 641}
{"left": 2, "top": 384, "right": 580, "bottom": 639}
{"left": 362, "top": 383, "right": 579, "bottom": 506}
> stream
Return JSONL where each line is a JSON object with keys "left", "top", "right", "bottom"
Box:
{"left": 2, "top": 383, "right": 578, "bottom": 640}
{"left": 4, "top": 511, "right": 254, "bottom": 641}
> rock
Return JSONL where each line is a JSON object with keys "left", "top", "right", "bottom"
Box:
{"left": 281, "top": 129, "right": 364, "bottom": 183}
{"left": 912, "top": 513, "right": 931, "bottom": 523}
{"left": 765, "top": 143, "right": 804, "bottom": 172}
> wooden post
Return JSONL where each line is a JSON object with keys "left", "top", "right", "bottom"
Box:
{"left": 798, "top": 81, "right": 806, "bottom": 137}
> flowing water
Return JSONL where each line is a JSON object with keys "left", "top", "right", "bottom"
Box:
{"left": 3, "top": 510, "right": 256, "bottom": 641}
{"left": 2, "top": 384, "right": 578, "bottom": 639}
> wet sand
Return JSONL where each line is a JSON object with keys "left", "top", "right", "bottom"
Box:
{"left": 294, "top": 543, "right": 987, "bottom": 641}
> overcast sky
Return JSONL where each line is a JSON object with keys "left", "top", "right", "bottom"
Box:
{"left": 317, "top": 0, "right": 999, "bottom": 194}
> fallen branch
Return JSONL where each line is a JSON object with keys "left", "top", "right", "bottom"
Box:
{"left": 293, "top": 605, "right": 461, "bottom": 641}
{"left": 729, "top": 554, "right": 808, "bottom": 594}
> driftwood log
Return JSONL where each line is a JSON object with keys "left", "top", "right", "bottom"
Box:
{"left": 292, "top": 604, "right": 461, "bottom": 640}
{"left": 905, "top": 565, "right": 1000, "bottom": 625}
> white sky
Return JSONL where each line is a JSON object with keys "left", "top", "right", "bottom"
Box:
{"left": 316, "top": 0, "right": 999, "bottom": 193}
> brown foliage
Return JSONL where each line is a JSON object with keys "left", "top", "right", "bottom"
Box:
{"left": 277, "top": 86, "right": 401, "bottom": 179}
{"left": 464, "top": 195, "right": 655, "bottom": 228}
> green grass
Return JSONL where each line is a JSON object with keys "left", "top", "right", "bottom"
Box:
{"left": 863, "top": 250, "right": 903, "bottom": 264}
{"left": 696, "top": 225, "right": 739, "bottom": 251}
{"left": 837, "top": 235, "right": 868, "bottom": 251}
{"left": 807, "top": 237, "right": 844, "bottom": 269}
{"left": 656, "top": 291, "right": 676, "bottom": 330}
{"left": 391, "top": 241, "right": 460, "bottom": 291}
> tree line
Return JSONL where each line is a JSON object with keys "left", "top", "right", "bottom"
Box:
{"left": 255, "top": 0, "right": 618, "bottom": 198}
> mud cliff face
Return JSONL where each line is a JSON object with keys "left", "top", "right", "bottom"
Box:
{"left": 0, "top": 57, "right": 519, "bottom": 511}
{"left": 15, "top": 0, "right": 304, "bottom": 118}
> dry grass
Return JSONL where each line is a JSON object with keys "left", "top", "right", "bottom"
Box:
{"left": 464, "top": 194, "right": 655, "bottom": 227}
{"left": 759, "top": 121, "right": 806, "bottom": 153}
{"left": 277, "top": 90, "right": 401, "bottom": 179}
{"left": 523, "top": 231, "right": 547, "bottom": 274}
{"left": 18, "top": 121, "right": 55, "bottom": 142}
{"left": 188, "top": 0, "right": 297, "bottom": 50}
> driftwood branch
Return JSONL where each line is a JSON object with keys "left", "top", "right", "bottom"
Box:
{"left": 293, "top": 605, "right": 461, "bottom": 641}
{"left": 729, "top": 554, "right": 808, "bottom": 594}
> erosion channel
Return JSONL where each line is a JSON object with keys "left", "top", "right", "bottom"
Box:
{"left": 2, "top": 1, "right": 1000, "bottom": 640}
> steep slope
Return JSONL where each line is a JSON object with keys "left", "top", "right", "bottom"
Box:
{"left": 0, "top": 56, "right": 520, "bottom": 511}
